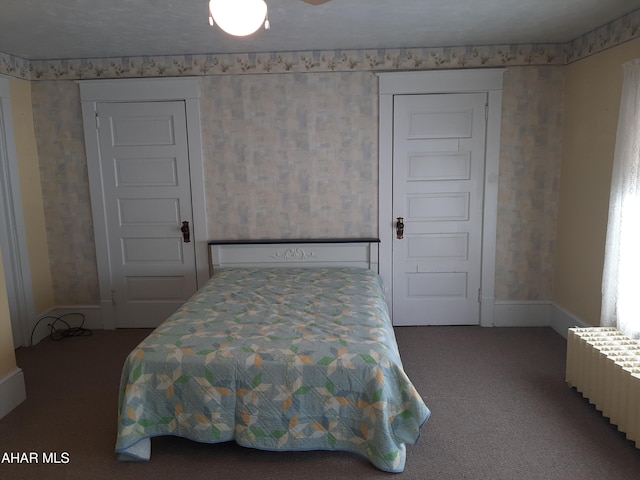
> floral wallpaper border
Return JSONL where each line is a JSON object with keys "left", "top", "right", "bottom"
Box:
{"left": 1, "top": 9, "right": 638, "bottom": 81}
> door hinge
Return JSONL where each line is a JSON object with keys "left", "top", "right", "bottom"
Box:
{"left": 478, "top": 289, "right": 482, "bottom": 303}
{"left": 95, "top": 112, "right": 100, "bottom": 129}
{"left": 484, "top": 103, "right": 489, "bottom": 120}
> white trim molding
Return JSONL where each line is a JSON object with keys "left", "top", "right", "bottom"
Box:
{"left": 76, "top": 77, "right": 202, "bottom": 102}
{"left": 493, "top": 301, "right": 553, "bottom": 328}
{"left": 30, "top": 305, "right": 103, "bottom": 346}
{"left": 550, "top": 302, "right": 591, "bottom": 338}
{"left": 492, "top": 300, "right": 591, "bottom": 339}
{"left": 0, "top": 368, "right": 26, "bottom": 420}
{"left": 377, "top": 69, "right": 504, "bottom": 327}
{"left": 0, "top": 76, "right": 37, "bottom": 347}
{"left": 78, "top": 77, "right": 208, "bottom": 330}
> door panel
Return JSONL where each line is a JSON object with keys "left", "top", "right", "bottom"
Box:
{"left": 393, "top": 93, "right": 487, "bottom": 326}
{"left": 114, "top": 157, "right": 178, "bottom": 186}
{"left": 408, "top": 110, "right": 472, "bottom": 138}
{"left": 110, "top": 115, "right": 177, "bottom": 146}
{"left": 118, "top": 198, "right": 181, "bottom": 224}
{"left": 97, "top": 101, "right": 198, "bottom": 328}
{"left": 406, "top": 193, "right": 470, "bottom": 220}
{"left": 408, "top": 151, "right": 471, "bottom": 181}
{"left": 407, "top": 233, "right": 469, "bottom": 260}
{"left": 121, "top": 237, "right": 184, "bottom": 263}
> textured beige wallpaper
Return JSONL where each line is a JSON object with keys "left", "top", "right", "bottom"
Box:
{"left": 31, "top": 81, "right": 99, "bottom": 305}
{"left": 31, "top": 68, "right": 566, "bottom": 306}
{"left": 200, "top": 72, "right": 379, "bottom": 240}
{"left": 495, "top": 66, "right": 565, "bottom": 301}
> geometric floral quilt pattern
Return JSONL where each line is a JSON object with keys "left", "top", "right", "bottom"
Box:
{"left": 116, "top": 267, "right": 430, "bottom": 472}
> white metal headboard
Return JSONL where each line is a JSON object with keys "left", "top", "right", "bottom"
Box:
{"left": 208, "top": 239, "right": 380, "bottom": 275}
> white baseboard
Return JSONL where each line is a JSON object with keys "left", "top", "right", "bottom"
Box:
{"left": 27, "top": 302, "right": 592, "bottom": 344}
{"left": 31, "top": 305, "right": 103, "bottom": 346}
{"left": 492, "top": 300, "right": 591, "bottom": 339}
{"left": 549, "top": 302, "right": 591, "bottom": 338}
{"left": 0, "top": 367, "right": 26, "bottom": 420}
{"left": 493, "top": 301, "right": 552, "bottom": 327}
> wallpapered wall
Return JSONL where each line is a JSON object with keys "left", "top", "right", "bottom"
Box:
{"left": 496, "top": 66, "right": 565, "bottom": 300}
{"left": 31, "top": 82, "right": 99, "bottom": 305}
{"left": 30, "top": 66, "right": 565, "bottom": 305}
{"left": 201, "top": 72, "right": 378, "bottom": 240}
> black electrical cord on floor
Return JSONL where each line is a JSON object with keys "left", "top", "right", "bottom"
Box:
{"left": 29, "top": 312, "right": 93, "bottom": 347}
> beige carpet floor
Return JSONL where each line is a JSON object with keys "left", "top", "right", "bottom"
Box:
{"left": 1, "top": 326, "right": 639, "bottom": 479}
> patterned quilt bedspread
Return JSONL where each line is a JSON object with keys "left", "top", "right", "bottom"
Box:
{"left": 116, "top": 267, "right": 430, "bottom": 472}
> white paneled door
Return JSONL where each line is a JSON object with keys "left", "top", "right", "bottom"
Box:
{"left": 392, "top": 93, "right": 488, "bottom": 325}
{"left": 97, "top": 101, "right": 198, "bottom": 328}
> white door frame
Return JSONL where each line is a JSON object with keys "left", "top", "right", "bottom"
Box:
{"left": 0, "top": 76, "right": 36, "bottom": 347}
{"left": 377, "top": 69, "right": 504, "bottom": 327}
{"left": 78, "top": 78, "right": 208, "bottom": 330}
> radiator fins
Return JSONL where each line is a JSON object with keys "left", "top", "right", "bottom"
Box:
{"left": 566, "top": 327, "right": 640, "bottom": 448}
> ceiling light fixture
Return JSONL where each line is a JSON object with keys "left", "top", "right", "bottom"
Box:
{"left": 208, "top": 0, "right": 269, "bottom": 37}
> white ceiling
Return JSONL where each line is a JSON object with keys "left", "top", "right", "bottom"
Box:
{"left": 1, "top": 0, "right": 639, "bottom": 61}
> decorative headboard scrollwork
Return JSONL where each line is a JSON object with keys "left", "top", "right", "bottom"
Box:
{"left": 208, "top": 238, "right": 380, "bottom": 275}
{"left": 272, "top": 247, "right": 317, "bottom": 261}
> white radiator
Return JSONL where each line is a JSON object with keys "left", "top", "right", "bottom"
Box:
{"left": 566, "top": 327, "right": 640, "bottom": 448}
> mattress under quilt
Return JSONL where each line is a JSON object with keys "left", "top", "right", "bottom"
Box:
{"left": 116, "top": 267, "right": 430, "bottom": 472}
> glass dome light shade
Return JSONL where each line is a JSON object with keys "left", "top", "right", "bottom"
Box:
{"left": 209, "top": 0, "right": 268, "bottom": 37}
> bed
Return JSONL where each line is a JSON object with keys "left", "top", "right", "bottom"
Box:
{"left": 115, "top": 239, "right": 430, "bottom": 472}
